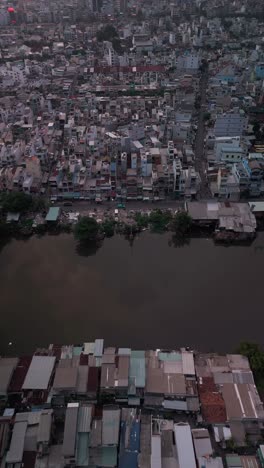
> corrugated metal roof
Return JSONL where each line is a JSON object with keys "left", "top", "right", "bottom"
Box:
{"left": 62, "top": 404, "right": 79, "bottom": 457}
{"left": 162, "top": 400, "right": 188, "bottom": 411}
{"left": 76, "top": 365, "right": 88, "bottom": 393}
{"left": 15, "top": 411, "right": 41, "bottom": 425}
{"left": 6, "top": 421, "right": 27, "bottom": 463}
{"left": 87, "top": 367, "right": 99, "bottom": 393}
{"left": 39, "top": 444, "right": 64, "bottom": 468}
{"left": 89, "top": 446, "right": 117, "bottom": 467}
{"left": 76, "top": 433, "right": 89, "bottom": 467}
{"left": 213, "top": 372, "right": 233, "bottom": 385}
{"left": 24, "top": 424, "right": 38, "bottom": 451}
{"left": 83, "top": 342, "right": 95, "bottom": 355}
{"left": 129, "top": 351, "right": 145, "bottom": 388}
{"left": 163, "top": 361, "right": 183, "bottom": 374}
{"left": 117, "top": 356, "right": 129, "bottom": 387}
{"left": 198, "top": 457, "right": 224, "bottom": 468}
{"left": 192, "top": 429, "right": 213, "bottom": 459}
{"left": 101, "top": 363, "right": 115, "bottom": 388}
{"left": 174, "top": 423, "right": 196, "bottom": 468}
{"left": 90, "top": 419, "right": 102, "bottom": 447}
{"left": 94, "top": 339, "right": 104, "bottom": 357}
{"left": 102, "top": 354, "right": 116, "bottom": 364}
{"left": 37, "top": 411, "right": 52, "bottom": 443}
{"left": 128, "top": 397, "right": 140, "bottom": 406}
{"left": 118, "top": 348, "right": 131, "bottom": 356}
{"left": 73, "top": 346, "right": 82, "bottom": 357}
{"left": 0, "top": 420, "right": 10, "bottom": 458}
{"left": 53, "top": 367, "right": 78, "bottom": 390}
{"left": 0, "top": 358, "right": 18, "bottom": 394}
{"left": 159, "top": 352, "right": 181, "bottom": 362}
{"left": 22, "top": 356, "right": 56, "bottom": 390}
{"left": 119, "top": 451, "right": 138, "bottom": 468}
{"left": 102, "top": 408, "right": 120, "bottom": 446}
{"left": 232, "top": 370, "right": 254, "bottom": 385}
{"left": 151, "top": 435, "right": 162, "bottom": 468}
{"left": 78, "top": 406, "right": 92, "bottom": 433}
{"left": 182, "top": 351, "right": 195, "bottom": 375}
{"left": 45, "top": 207, "right": 60, "bottom": 222}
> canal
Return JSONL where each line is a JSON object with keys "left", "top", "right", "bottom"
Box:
{"left": 0, "top": 233, "right": 263, "bottom": 355}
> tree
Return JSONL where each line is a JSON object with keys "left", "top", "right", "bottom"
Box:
{"left": 96, "top": 25, "right": 118, "bottom": 42}
{"left": 101, "top": 219, "right": 115, "bottom": 237}
{"left": 237, "top": 342, "right": 264, "bottom": 384}
{"left": 112, "top": 37, "right": 123, "bottom": 55}
{"left": 74, "top": 217, "right": 99, "bottom": 242}
{"left": 135, "top": 212, "right": 149, "bottom": 229}
{"left": 203, "top": 112, "right": 211, "bottom": 121}
{"left": 1, "top": 192, "right": 32, "bottom": 213}
{"left": 149, "top": 209, "right": 172, "bottom": 232}
{"left": 172, "top": 212, "right": 192, "bottom": 237}
{"left": 253, "top": 121, "right": 261, "bottom": 137}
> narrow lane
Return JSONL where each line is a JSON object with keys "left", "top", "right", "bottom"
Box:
{"left": 194, "top": 68, "right": 211, "bottom": 199}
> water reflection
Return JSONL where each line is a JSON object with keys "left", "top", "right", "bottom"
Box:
{"left": 75, "top": 240, "right": 103, "bottom": 257}
{"left": 168, "top": 234, "right": 190, "bottom": 249}
{"left": 0, "top": 233, "right": 264, "bottom": 355}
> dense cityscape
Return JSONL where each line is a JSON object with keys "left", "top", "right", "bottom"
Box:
{"left": 0, "top": 0, "right": 263, "bottom": 241}
{"left": 0, "top": 340, "right": 264, "bottom": 467}
{"left": 1, "top": 0, "right": 264, "bottom": 466}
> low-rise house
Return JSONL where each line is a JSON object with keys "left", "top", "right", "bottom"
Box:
{"left": 6, "top": 410, "right": 53, "bottom": 467}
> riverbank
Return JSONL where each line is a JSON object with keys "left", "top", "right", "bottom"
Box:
{"left": 0, "top": 204, "right": 257, "bottom": 247}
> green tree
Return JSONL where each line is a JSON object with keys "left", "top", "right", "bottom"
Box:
{"left": 203, "top": 112, "right": 211, "bottom": 121}
{"left": 112, "top": 37, "right": 123, "bottom": 54}
{"left": 96, "top": 25, "right": 118, "bottom": 42}
{"left": 74, "top": 217, "right": 99, "bottom": 242}
{"left": 237, "top": 342, "right": 264, "bottom": 384}
{"left": 253, "top": 121, "right": 261, "bottom": 137}
{"left": 101, "top": 219, "right": 115, "bottom": 237}
{"left": 149, "top": 209, "right": 172, "bottom": 232}
{"left": 134, "top": 212, "right": 149, "bottom": 229}
{"left": 172, "top": 212, "right": 192, "bottom": 237}
{"left": 1, "top": 192, "right": 32, "bottom": 213}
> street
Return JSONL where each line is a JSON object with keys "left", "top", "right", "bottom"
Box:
{"left": 194, "top": 68, "right": 211, "bottom": 199}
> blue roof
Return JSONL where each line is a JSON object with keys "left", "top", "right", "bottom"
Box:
{"left": 45, "top": 207, "right": 60, "bottom": 222}
{"left": 119, "top": 451, "right": 138, "bottom": 468}
{"left": 129, "top": 421, "right": 140, "bottom": 452}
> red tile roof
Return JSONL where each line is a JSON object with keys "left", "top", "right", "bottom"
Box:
{"left": 8, "top": 356, "right": 32, "bottom": 393}
{"left": 198, "top": 377, "right": 227, "bottom": 424}
{"left": 87, "top": 367, "right": 99, "bottom": 393}
{"left": 79, "top": 354, "right": 89, "bottom": 366}
{"left": 22, "top": 451, "right": 37, "bottom": 468}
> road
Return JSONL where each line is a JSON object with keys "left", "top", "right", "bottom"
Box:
{"left": 57, "top": 199, "right": 185, "bottom": 213}
{"left": 194, "top": 68, "right": 211, "bottom": 199}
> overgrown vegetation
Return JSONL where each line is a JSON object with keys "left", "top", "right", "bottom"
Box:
{"left": 101, "top": 219, "right": 115, "bottom": 237}
{"left": 148, "top": 209, "right": 173, "bottom": 232}
{"left": 96, "top": 25, "right": 118, "bottom": 42}
{"left": 74, "top": 217, "right": 99, "bottom": 242}
{"left": 0, "top": 192, "right": 46, "bottom": 214}
{"left": 237, "top": 342, "right": 264, "bottom": 390}
{"left": 172, "top": 212, "right": 192, "bottom": 237}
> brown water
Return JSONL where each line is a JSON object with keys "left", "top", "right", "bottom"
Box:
{"left": 0, "top": 233, "right": 263, "bottom": 355}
